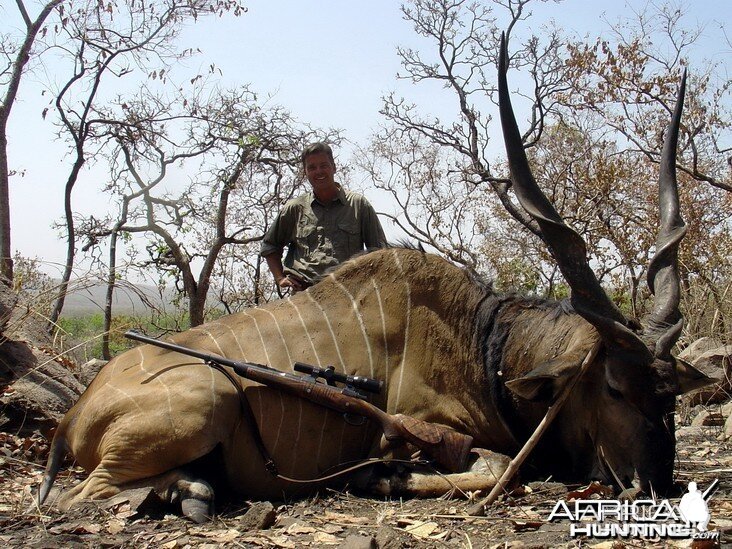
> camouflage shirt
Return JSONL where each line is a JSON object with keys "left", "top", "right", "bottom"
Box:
{"left": 260, "top": 185, "right": 387, "bottom": 283}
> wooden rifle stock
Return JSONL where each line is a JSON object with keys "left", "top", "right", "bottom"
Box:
{"left": 125, "top": 331, "right": 473, "bottom": 473}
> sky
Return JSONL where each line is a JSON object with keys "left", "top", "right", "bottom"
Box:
{"left": 4, "top": 0, "right": 731, "bottom": 278}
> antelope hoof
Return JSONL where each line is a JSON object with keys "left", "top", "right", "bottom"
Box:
{"left": 172, "top": 479, "right": 214, "bottom": 523}
{"left": 181, "top": 496, "right": 212, "bottom": 523}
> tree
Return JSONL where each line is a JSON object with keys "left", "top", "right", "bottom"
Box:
{"left": 561, "top": 2, "right": 731, "bottom": 193}
{"left": 0, "top": 0, "right": 65, "bottom": 282}
{"left": 382, "top": 0, "right": 574, "bottom": 241}
{"left": 378, "top": 0, "right": 731, "bottom": 344}
{"left": 45, "top": 0, "right": 243, "bottom": 328}
{"left": 358, "top": 130, "right": 484, "bottom": 268}
{"left": 556, "top": 1, "right": 731, "bottom": 338}
{"left": 78, "top": 85, "right": 331, "bottom": 356}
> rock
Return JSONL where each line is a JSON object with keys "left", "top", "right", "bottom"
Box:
{"left": 239, "top": 501, "right": 277, "bottom": 530}
{"left": 103, "top": 487, "right": 165, "bottom": 516}
{"left": 723, "top": 414, "right": 732, "bottom": 441}
{"left": 79, "top": 358, "right": 107, "bottom": 386}
{"left": 338, "top": 534, "right": 376, "bottom": 549}
{"left": 722, "top": 401, "right": 732, "bottom": 418}
{"left": 679, "top": 338, "right": 724, "bottom": 362}
{"left": 684, "top": 346, "right": 731, "bottom": 406}
{"left": 677, "top": 425, "right": 703, "bottom": 438}
{"left": 375, "top": 526, "right": 416, "bottom": 549}
{"left": 0, "top": 282, "right": 85, "bottom": 432}
{"left": 691, "top": 410, "right": 724, "bottom": 427}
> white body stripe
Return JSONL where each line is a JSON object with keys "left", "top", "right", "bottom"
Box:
{"left": 262, "top": 308, "right": 294, "bottom": 368}
{"left": 192, "top": 327, "right": 225, "bottom": 356}
{"left": 306, "top": 292, "right": 346, "bottom": 371}
{"left": 107, "top": 384, "right": 145, "bottom": 413}
{"left": 315, "top": 409, "right": 328, "bottom": 466}
{"left": 183, "top": 330, "right": 220, "bottom": 426}
{"left": 241, "top": 310, "right": 273, "bottom": 366}
{"left": 136, "top": 346, "right": 176, "bottom": 424}
{"left": 221, "top": 323, "right": 246, "bottom": 356}
{"left": 271, "top": 392, "right": 285, "bottom": 454}
{"left": 330, "top": 274, "right": 375, "bottom": 377}
{"left": 288, "top": 299, "right": 321, "bottom": 366}
{"left": 390, "top": 250, "right": 411, "bottom": 413}
{"left": 290, "top": 398, "right": 304, "bottom": 474}
{"left": 371, "top": 278, "right": 389, "bottom": 380}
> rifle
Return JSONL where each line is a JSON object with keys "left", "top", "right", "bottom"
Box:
{"left": 125, "top": 331, "right": 473, "bottom": 473}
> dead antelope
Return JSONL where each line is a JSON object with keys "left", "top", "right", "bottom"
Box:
{"left": 38, "top": 40, "right": 710, "bottom": 521}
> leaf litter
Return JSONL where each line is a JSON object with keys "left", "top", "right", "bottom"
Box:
{"left": 0, "top": 406, "right": 729, "bottom": 548}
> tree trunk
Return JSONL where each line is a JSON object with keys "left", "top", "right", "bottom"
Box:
{"left": 0, "top": 133, "right": 12, "bottom": 283}
{"left": 0, "top": 0, "right": 65, "bottom": 282}
{"left": 253, "top": 254, "right": 263, "bottom": 306}
{"left": 49, "top": 158, "right": 84, "bottom": 329}
{"left": 189, "top": 287, "right": 206, "bottom": 327}
{"left": 102, "top": 229, "right": 119, "bottom": 359}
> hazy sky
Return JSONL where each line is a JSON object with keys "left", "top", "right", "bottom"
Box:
{"left": 5, "top": 0, "right": 730, "bottom": 276}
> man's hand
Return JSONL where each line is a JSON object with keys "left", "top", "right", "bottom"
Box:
{"left": 265, "top": 252, "right": 307, "bottom": 292}
{"left": 277, "top": 274, "right": 306, "bottom": 292}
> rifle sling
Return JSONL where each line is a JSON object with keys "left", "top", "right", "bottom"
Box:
{"left": 208, "top": 360, "right": 440, "bottom": 485}
{"left": 206, "top": 361, "right": 280, "bottom": 477}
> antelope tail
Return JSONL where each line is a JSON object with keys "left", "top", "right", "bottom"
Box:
{"left": 37, "top": 432, "right": 69, "bottom": 506}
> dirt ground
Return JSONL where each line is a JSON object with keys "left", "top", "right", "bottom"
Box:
{"left": 0, "top": 405, "right": 729, "bottom": 549}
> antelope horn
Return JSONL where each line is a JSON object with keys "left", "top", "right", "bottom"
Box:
{"left": 497, "top": 33, "right": 650, "bottom": 357}
{"left": 644, "top": 71, "right": 687, "bottom": 359}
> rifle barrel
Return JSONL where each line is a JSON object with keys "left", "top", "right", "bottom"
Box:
{"left": 124, "top": 330, "right": 365, "bottom": 400}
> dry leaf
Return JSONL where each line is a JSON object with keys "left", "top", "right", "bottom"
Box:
{"left": 264, "top": 534, "right": 297, "bottom": 548}
{"left": 320, "top": 511, "right": 370, "bottom": 525}
{"left": 286, "top": 522, "right": 317, "bottom": 534}
{"left": 312, "top": 531, "right": 341, "bottom": 544}
{"left": 201, "top": 529, "right": 241, "bottom": 542}
{"left": 512, "top": 520, "right": 543, "bottom": 532}
{"left": 238, "top": 537, "right": 271, "bottom": 547}
{"left": 567, "top": 481, "right": 613, "bottom": 500}
{"left": 403, "top": 520, "right": 439, "bottom": 538}
{"left": 107, "top": 519, "right": 125, "bottom": 534}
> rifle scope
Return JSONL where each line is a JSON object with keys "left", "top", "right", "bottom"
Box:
{"left": 294, "top": 362, "right": 383, "bottom": 395}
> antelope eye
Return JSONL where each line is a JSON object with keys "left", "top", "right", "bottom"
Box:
{"left": 607, "top": 384, "right": 623, "bottom": 400}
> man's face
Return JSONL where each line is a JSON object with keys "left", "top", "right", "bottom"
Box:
{"left": 304, "top": 152, "right": 337, "bottom": 194}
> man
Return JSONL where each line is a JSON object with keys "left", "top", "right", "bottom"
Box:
{"left": 261, "top": 142, "right": 387, "bottom": 292}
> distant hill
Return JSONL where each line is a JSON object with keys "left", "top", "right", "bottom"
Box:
{"left": 60, "top": 281, "right": 178, "bottom": 317}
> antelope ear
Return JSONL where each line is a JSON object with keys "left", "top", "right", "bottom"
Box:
{"left": 505, "top": 350, "right": 586, "bottom": 401}
{"left": 675, "top": 358, "right": 717, "bottom": 395}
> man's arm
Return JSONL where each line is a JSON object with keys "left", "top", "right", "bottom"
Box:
{"left": 361, "top": 200, "right": 387, "bottom": 249}
{"left": 264, "top": 252, "right": 305, "bottom": 291}
{"left": 261, "top": 202, "right": 306, "bottom": 290}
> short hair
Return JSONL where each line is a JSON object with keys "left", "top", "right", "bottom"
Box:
{"left": 301, "top": 142, "right": 335, "bottom": 167}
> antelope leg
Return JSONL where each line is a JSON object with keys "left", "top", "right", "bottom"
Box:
{"left": 362, "top": 448, "right": 511, "bottom": 498}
